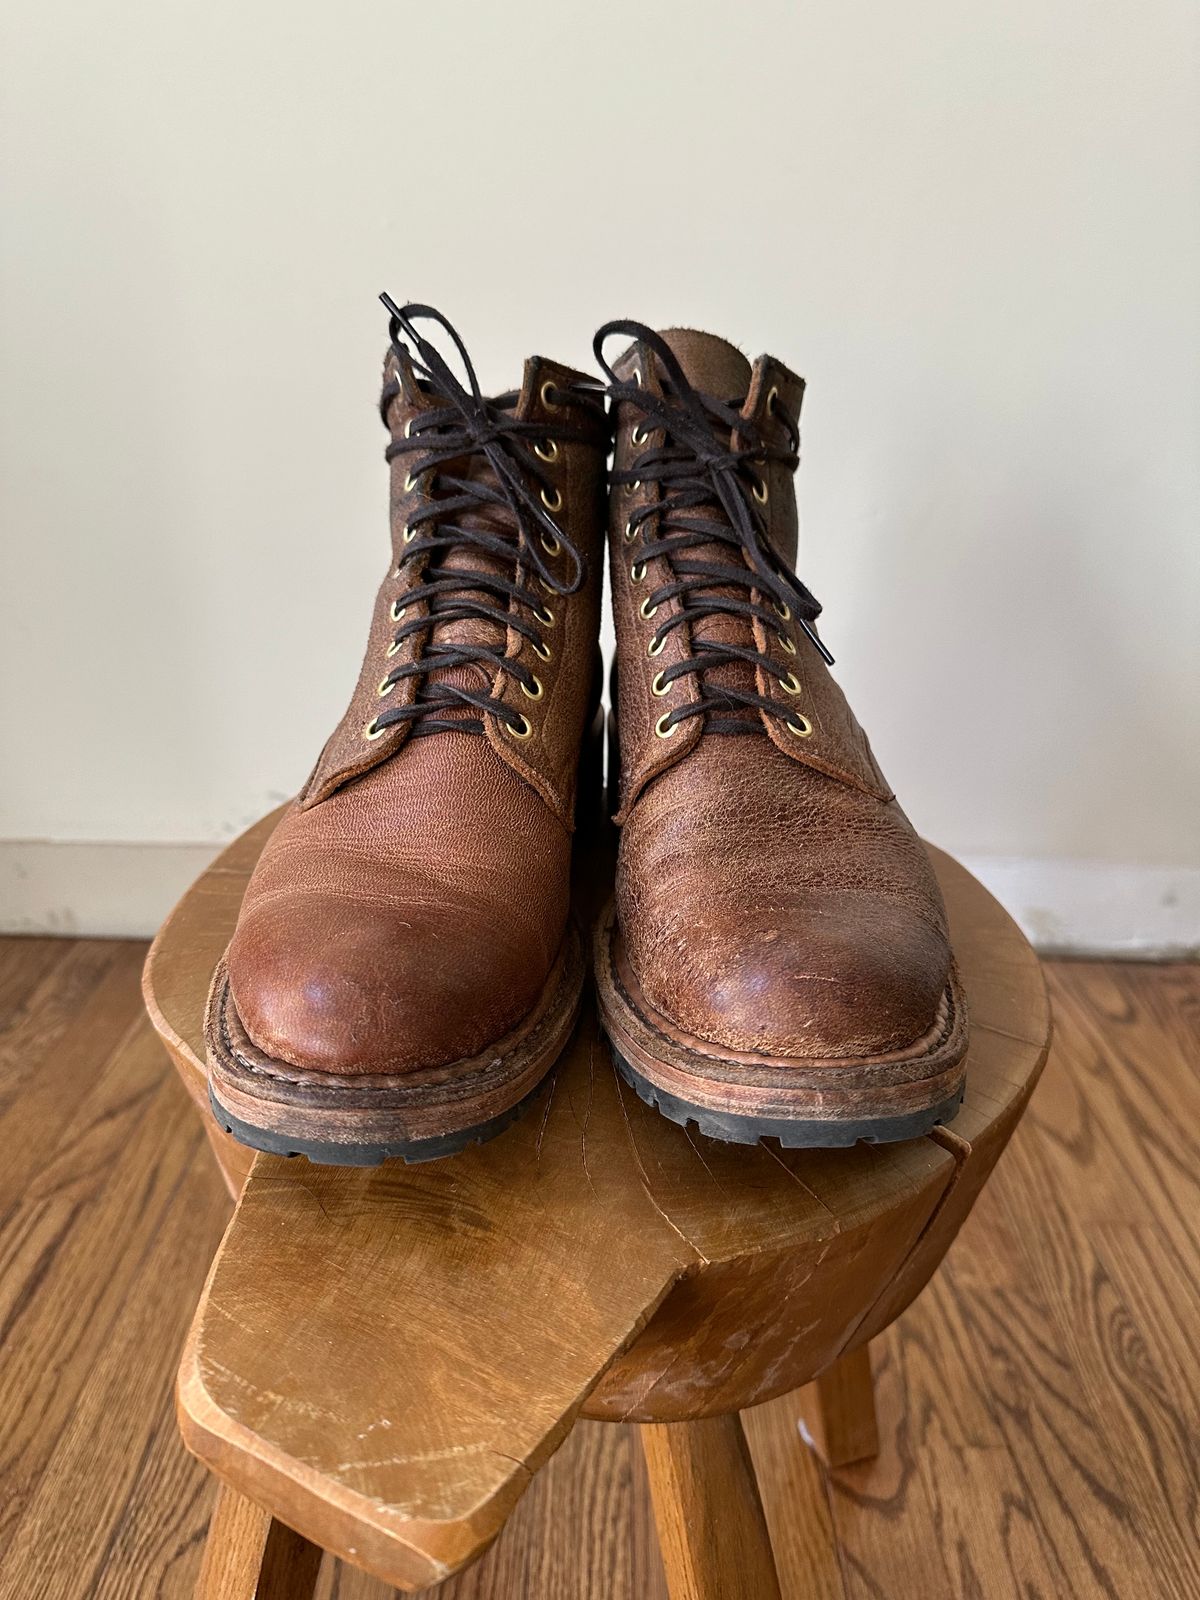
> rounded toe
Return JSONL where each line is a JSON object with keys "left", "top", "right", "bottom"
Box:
{"left": 227, "top": 893, "right": 547, "bottom": 1074}
{"left": 638, "top": 897, "right": 951, "bottom": 1061}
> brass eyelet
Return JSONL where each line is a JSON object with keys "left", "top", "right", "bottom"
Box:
{"left": 623, "top": 519, "right": 637, "bottom": 544}
{"left": 766, "top": 385, "right": 779, "bottom": 416}
{"left": 377, "top": 675, "right": 395, "bottom": 698}
{"left": 363, "top": 718, "right": 387, "bottom": 741}
{"left": 521, "top": 674, "right": 544, "bottom": 701}
{"left": 785, "top": 715, "right": 813, "bottom": 739}
{"left": 654, "top": 711, "right": 678, "bottom": 739}
{"left": 778, "top": 633, "right": 797, "bottom": 656}
{"left": 402, "top": 523, "right": 417, "bottom": 543}
{"left": 651, "top": 670, "right": 670, "bottom": 697}
{"left": 631, "top": 479, "right": 642, "bottom": 492}
{"left": 541, "top": 530, "right": 561, "bottom": 556}
{"left": 640, "top": 596, "right": 659, "bottom": 620}
{"left": 390, "top": 600, "right": 407, "bottom": 622}
{"left": 404, "top": 471, "right": 420, "bottom": 493}
{"left": 541, "top": 486, "right": 563, "bottom": 513}
{"left": 534, "top": 439, "right": 558, "bottom": 462}
{"left": 539, "top": 379, "right": 561, "bottom": 410}
{"left": 532, "top": 639, "right": 552, "bottom": 662}
{"left": 535, "top": 603, "right": 555, "bottom": 627}
{"left": 753, "top": 477, "right": 769, "bottom": 505}
{"left": 773, "top": 600, "right": 791, "bottom": 621}
{"left": 386, "top": 638, "right": 404, "bottom": 658}
{"left": 647, "top": 634, "right": 665, "bottom": 657}
{"left": 632, "top": 367, "right": 643, "bottom": 386}
{"left": 507, "top": 712, "right": 534, "bottom": 739}
{"left": 631, "top": 424, "right": 649, "bottom": 446}
{"left": 631, "top": 561, "right": 646, "bottom": 583}
{"left": 778, "top": 672, "right": 802, "bottom": 695}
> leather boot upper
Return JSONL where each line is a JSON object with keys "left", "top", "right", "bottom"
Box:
{"left": 598, "top": 323, "right": 954, "bottom": 1062}
{"left": 226, "top": 304, "right": 607, "bottom": 1074}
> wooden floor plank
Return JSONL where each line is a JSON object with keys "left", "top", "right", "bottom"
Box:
{"left": 0, "top": 944, "right": 1196, "bottom": 1600}
{"left": 0, "top": 939, "right": 124, "bottom": 1121}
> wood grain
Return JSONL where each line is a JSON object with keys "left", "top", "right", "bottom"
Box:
{"left": 0, "top": 936, "right": 1195, "bottom": 1597}
{"left": 195, "top": 1484, "right": 323, "bottom": 1600}
{"left": 796, "top": 1345, "right": 879, "bottom": 1468}
{"left": 640, "top": 1416, "right": 782, "bottom": 1600}
{"left": 145, "top": 820, "right": 1047, "bottom": 1589}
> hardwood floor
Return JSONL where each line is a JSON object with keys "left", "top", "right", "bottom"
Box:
{"left": 0, "top": 942, "right": 1195, "bottom": 1599}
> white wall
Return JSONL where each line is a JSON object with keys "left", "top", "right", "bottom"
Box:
{"left": 2, "top": 0, "right": 1197, "bottom": 947}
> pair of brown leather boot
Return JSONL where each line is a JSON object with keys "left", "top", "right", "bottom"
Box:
{"left": 206, "top": 301, "right": 967, "bottom": 1164}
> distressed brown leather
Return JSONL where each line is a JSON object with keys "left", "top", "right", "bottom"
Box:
{"left": 607, "top": 328, "right": 955, "bottom": 1061}
{"left": 224, "top": 343, "right": 607, "bottom": 1075}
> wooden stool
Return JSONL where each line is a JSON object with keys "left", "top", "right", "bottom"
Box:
{"left": 143, "top": 814, "right": 1049, "bottom": 1598}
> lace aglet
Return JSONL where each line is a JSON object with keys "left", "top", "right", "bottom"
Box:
{"left": 801, "top": 619, "right": 835, "bottom": 666}
{"left": 379, "top": 291, "right": 404, "bottom": 321}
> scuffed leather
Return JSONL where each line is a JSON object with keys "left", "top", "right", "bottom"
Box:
{"left": 617, "top": 738, "right": 949, "bottom": 1059}
{"left": 609, "top": 328, "right": 953, "bottom": 1060}
{"left": 229, "top": 733, "right": 572, "bottom": 1073}
{"left": 227, "top": 351, "right": 607, "bottom": 1075}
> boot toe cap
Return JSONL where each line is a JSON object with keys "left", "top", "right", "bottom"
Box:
{"left": 227, "top": 893, "right": 546, "bottom": 1074}
{"left": 636, "top": 897, "right": 951, "bottom": 1061}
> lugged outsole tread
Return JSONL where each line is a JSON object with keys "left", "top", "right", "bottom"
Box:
{"left": 611, "top": 1049, "right": 965, "bottom": 1149}
{"left": 208, "top": 1078, "right": 546, "bottom": 1167}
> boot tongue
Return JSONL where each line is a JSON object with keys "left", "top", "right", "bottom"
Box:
{"left": 653, "top": 329, "right": 752, "bottom": 405}
{"left": 649, "top": 330, "right": 761, "bottom": 729}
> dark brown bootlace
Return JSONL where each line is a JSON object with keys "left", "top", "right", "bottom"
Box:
{"left": 595, "top": 321, "right": 834, "bottom": 738}
{"left": 374, "top": 296, "right": 598, "bottom": 738}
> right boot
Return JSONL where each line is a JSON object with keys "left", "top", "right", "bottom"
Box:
{"left": 205, "top": 300, "right": 608, "bottom": 1164}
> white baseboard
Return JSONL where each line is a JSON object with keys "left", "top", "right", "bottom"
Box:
{"left": 959, "top": 855, "right": 1200, "bottom": 959}
{"left": 0, "top": 839, "right": 1196, "bottom": 956}
{"left": 0, "top": 839, "right": 222, "bottom": 939}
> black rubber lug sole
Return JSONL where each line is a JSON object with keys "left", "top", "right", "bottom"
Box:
{"left": 612, "top": 1049, "right": 965, "bottom": 1149}
{"left": 208, "top": 1077, "right": 548, "bottom": 1168}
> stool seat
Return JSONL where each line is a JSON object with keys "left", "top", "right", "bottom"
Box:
{"left": 144, "top": 812, "right": 1049, "bottom": 1594}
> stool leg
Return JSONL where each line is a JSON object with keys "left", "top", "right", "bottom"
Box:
{"left": 195, "top": 1481, "right": 324, "bottom": 1600}
{"left": 799, "top": 1343, "right": 879, "bottom": 1468}
{"left": 639, "top": 1415, "right": 782, "bottom": 1600}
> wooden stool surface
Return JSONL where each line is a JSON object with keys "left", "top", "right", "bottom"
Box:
{"left": 145, "top": 814, "right": 1049, "bottom": 1591}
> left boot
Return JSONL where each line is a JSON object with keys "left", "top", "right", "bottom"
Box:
{"left": 205, "top": 302, "right": 608, "bottom": 1164}
{"left": 592, "top": 321, "right": 968, "bottom": 1147}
